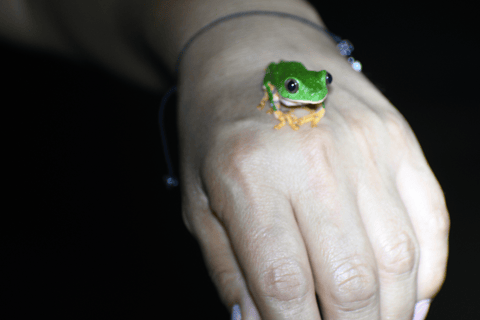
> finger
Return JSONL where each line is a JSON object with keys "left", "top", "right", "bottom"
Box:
{"left": 207, "top": 182, "right": 321, "bottom": 320}
{"left": 330, "top": 107, "right": 422, "bottom": 319}
{"left": 357, "top": 163, "right": 420, "bottom": 320}
{"left": 233, "top": 192, "right": 321, "bottom": 319}
{"left": 181, "top": 183, "right": 262, "bottom": 319}
{"left": 396, "top": 156, "right": 450, "bottom": 301}
{"left": 292, "top": 161, "right": 381, "bottom": 319}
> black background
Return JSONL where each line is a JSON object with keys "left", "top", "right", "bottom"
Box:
{"left": 3, "top": 1, "right": 478, "bottom": 318}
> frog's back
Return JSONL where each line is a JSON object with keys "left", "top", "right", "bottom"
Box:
{"left": 264, "top": 61, "right": 309, "bottom": 88}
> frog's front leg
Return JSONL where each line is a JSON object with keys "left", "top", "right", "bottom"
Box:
{"left": 256, "top": 89, "right": 279, "bottom": 114}
{"left": 310, "top": 105, "right": 325, "bottom": 127}
{"left": 257, "top": 83, "right": 299, "bottom": 130}
{"left": 256, "top": 90, "right": 269, "bottom": 111}
{"left": 257, "top": 83, "right": 280, "bottom": 113}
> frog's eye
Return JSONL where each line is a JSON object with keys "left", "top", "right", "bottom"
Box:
{"left": 285, "top": 79, "right": 299, "bottom": 93}
{"left": 325, "top": 72, "right": 332, "bottom": 85}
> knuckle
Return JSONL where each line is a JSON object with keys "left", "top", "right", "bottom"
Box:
{"left": 382, "top": 111, "right": 405, "bottom": 134}
{"left": 350, "top": 109, "right": 380, "bottom": 134}
{"left": 341, "top": 108, "right": 386, "bottom": 161}
{"left": 378, "top": 231, "right": 418, "bottom": 275}
{"left": 428, "top": 210, "right": 451, "bottom": 244}
{"left": 209, "top": 265, "right": 240, "bottom": 299}
{"left": 412, "top": 168, "right": 451, "bottom": 239}
{"left": 205, "top": 125, "right": 260, "bottom": 177}
{"left": 431, "top": 199, "right": 451, "bottom": 239}
{"left": 382, "top": 110, "right": 409, "bottom": 138}
{"left": 437, "top": 210, "right": 451, "bottom": 238}
{"left": 305, "top": 124, "right": 337, "bottom": 152}
{"left": 260, "top": 257, "right": 310, "bottom": 303}
{"left": 330, "top": 256, "right": 378, "bottom": 307}
{"left": 302, "top": 126, "right": 338, "bottom": 172}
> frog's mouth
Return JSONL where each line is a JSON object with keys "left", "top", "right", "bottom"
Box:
{"left": 280, "top": 95, "right": 326, "bottom": 106}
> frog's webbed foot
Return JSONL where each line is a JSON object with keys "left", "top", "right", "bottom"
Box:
{"left": 296, "top": 105, "right": 326, "bottom": 128}
{"left": 273, "top": 110, "right": 286, "bottom": 129}
{"left": 286, "top": 111, "right": 300, "bottom": 130}
{"left": 274, "top": 110, "right": 299, "bottom": 130}
{"left": 311, "top": 106, "right": 326, "bottom": 127}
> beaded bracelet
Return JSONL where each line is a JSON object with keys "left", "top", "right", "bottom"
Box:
{"left": 159, "top": 10, "right": 362, "bottom": 188}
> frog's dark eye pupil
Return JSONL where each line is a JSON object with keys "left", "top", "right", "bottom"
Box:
{"left": 285, "top": 79, "right": 298, "bottom": 93}
{"left": 326, "top": 72, "right": 332, "bottom": 85}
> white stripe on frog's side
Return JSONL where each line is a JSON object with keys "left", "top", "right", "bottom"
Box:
{"left": 274, "top": 90, "right": 324, "bottom": 112}
{"left": 280, "top": 95, "right": 326, "bottom": 106}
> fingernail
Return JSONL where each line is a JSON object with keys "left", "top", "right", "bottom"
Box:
{"left": 413, "top": 299, "right": 431, "bottom": 320}
{"left": 231, "top": 304, "right": 242, "bottom": 320}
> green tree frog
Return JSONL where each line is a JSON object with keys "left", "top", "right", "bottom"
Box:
{"left": 257, "top": 60, "right": 332, "bottom": 130}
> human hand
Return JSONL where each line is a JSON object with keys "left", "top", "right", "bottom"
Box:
{"left": 177, "top": 57, "right": 449, "bottom": 319}
{"left": 0, "top": 1, "right": 449, "bottom": 317}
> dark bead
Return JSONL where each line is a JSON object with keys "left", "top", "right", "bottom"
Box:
{"left": 164, "top": 175, "right": 179, "bottom": 188}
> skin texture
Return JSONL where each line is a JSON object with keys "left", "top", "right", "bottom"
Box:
{"left": 1, "top": 1, "right": 450, "bottom": 319}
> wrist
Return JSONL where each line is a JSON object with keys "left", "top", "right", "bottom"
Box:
{"left": 145, "top": 0, "right": 322, "bottom": 74}
{"left": 177, "top": 14, "right": 350, "bottom": 116}
{"left": 176, "top": 8, "right": 392, "bottom": 139}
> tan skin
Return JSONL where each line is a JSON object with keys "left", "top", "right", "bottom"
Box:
{"left": 1, "top": 1, "right": 450, "bottom": 319}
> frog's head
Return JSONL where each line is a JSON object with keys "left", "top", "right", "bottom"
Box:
{"left": 271, "top": 61, "right": 332, "bottom": 106}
